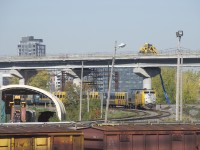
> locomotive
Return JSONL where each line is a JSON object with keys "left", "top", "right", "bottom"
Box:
{"left": 9, "top": 95, "right": 26, "bottom": 122}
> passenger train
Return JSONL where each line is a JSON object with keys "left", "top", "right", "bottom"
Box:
{"left": 25, "top": 89, "right": 156, "bottom": 109}
{"left": 89, "top": 89, "right": 156, "bottom": 109}
{"left": 25, "top": 92, "right": 66, "bottom": 105}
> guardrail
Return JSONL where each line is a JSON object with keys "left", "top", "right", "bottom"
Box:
{"left": 0, "top": 48, "right": 200, "bottom": 61}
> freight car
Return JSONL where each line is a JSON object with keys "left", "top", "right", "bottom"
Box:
{"left": 81, "top": 123, "right": 200, "bottom": 150}
{"left": 0, "top": 123, "right": 84, "bottom": 150}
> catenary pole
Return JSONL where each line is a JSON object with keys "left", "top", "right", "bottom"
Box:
{"left": 79, "top": 61, "right": 84, "bottom": 121}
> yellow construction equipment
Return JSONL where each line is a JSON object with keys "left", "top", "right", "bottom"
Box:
{"left": 139, "top": 43, "right": 158, "bottom": 54}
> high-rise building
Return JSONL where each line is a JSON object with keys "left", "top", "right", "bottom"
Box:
{"left": 95, "top": 67, "right": 143, "bottom": 92}
{"left": 18, "top": 36, "right": 46, "bottom": 57}
{"left": 51, "top": 67, "right": 143, "bottom": 92}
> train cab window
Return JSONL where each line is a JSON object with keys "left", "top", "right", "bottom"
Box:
{"left": 14, "top": 99, "right": 21, "bottom": 105}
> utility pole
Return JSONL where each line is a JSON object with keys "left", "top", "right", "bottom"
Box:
{"left": 104, "top": 42, "right": 116, "bottom": 123}
{"left": 87, "top": 91, "right": 89, "bottom": 112}
{"left": 105, "top": 41, "right": 126, "bottom": 123}
{"left": 79, "top": 61, "right": 84, "bottom": 121}
{"left": 180, "top": 53, "right": 183, "bottom": 121}
{"left": 175, "top": 30, "right": 183, "bottom": 121}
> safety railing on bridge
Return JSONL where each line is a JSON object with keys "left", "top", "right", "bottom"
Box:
{"left": 1, "top": 48, "right": 200, "bottom": 61}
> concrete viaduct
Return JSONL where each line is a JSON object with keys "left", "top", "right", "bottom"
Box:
{"left": 1, "top": 51, "right": 200, "bottom": 121}
{"left": 0, "top": 52, "right": 200, "bottom": 70}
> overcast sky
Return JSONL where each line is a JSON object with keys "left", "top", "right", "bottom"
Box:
{"left": 0, "top": 0, "right": 199, "bottom": 56}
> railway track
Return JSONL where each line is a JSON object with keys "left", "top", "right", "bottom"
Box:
{"left": 114, "top": 110, "right": 171, "bottom": 122}
{"left": 0, "top": 108, "right": 171, "bottom": 127}
{"left": 95, "top": 108, "right": 171, "bottom": 123}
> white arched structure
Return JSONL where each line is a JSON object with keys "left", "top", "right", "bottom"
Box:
{"left": 0, "top": 84, "right": 66, "bottom": 121}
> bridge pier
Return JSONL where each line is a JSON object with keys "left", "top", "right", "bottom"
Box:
{"left": 10, "top": 70, "right": 25, "bottom": 85}
{"left": 133, "top": 67, "right": 161, "bottom": 89}
{"left": 0, "top": 73, "right": 3, "bottom": 87}
{"left": 0, "top": 70, "right": 25, "bottom": 86}
{"left": 143, "top": 78, "right": 152, "bottom": 89}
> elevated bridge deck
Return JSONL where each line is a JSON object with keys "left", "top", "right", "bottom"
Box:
{"left": 1, "top": 50, "right": 200, "bottom": 69}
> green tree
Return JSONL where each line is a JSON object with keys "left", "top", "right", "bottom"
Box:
{"left": 152, "top": 67, "right": 200, "bottom": 104}
{"left": 63, "top": 81, "right": 80, "bottom": 121}
{"left": 27, "top": 70, "right": 50, "bottom": 91}
{"left": 152, "top": 67, "right": 176, "bottom": 104}
{"left": 183, "top": 70, "right": 199, "bottom": 104}
{"left": 63, "top": 81, "right": 101, "bottom": 121}
{"left": 9, "top": 76, "right": 19, "bottom": 84}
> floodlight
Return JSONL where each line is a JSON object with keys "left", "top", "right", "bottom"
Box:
{"left": 176, "top": 30, "right": 183, "bottom": 37}
{"left": 118, "top": 43, "right": 126, "bottom": 48}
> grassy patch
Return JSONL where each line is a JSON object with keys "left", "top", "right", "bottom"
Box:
{"left": 107, "top": 109, "right": 137, "bottom": 119}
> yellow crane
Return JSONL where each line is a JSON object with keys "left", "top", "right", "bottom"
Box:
{"left": 139, "top": 43, "right": 158, "bottom": 54}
